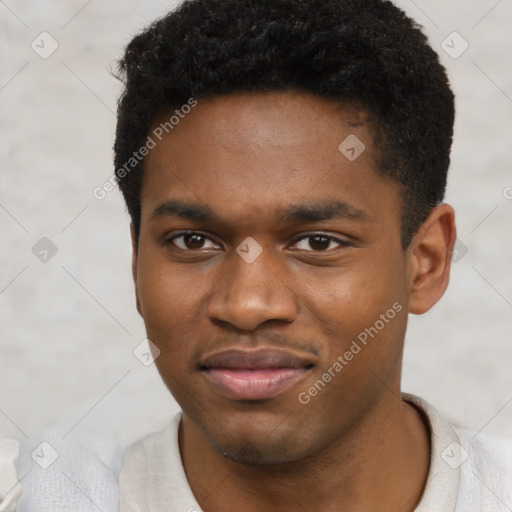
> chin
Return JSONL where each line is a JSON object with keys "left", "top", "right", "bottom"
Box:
{"left": 212, "top": 437, "right": 303, "bottom": 466}
{"left": 201, "top": 419, "right": 315, "bottom": 466}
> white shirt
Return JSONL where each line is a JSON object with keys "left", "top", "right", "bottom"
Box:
{"left": 15, "top": 428, "right": 123, "bottom": 512}
{"left": 119, "top": 394, "right": 512, "bottom": 512}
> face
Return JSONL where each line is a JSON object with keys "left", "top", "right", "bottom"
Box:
{"left": 133, "top": 91, "right": 413, "bottom": 465}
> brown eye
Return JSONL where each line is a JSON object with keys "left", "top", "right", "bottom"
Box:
{"left": 170, "top": 232, "right": 219, "bottom": 251}
{"left": 308, "top": 235, "right": 331, "bottom": 251}
{"left": 183, "top": 233, "right": 205, "bottom": 249}
{"left": 292, "top": 233, "right": 349, "bottom": 252}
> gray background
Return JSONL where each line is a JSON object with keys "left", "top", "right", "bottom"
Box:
{"left": 1, "top": 0, "right": 511, "bottom": 446}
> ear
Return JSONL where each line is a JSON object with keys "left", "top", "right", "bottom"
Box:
{"left": 407, "top": 203, "right": 456, "bottom": 315}
{"left": 130, "top": 224, "right": 142, "bottom": 316}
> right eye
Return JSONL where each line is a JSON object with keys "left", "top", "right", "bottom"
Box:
{"left": 165, "top": 232, "right": 221, "bottom": 251}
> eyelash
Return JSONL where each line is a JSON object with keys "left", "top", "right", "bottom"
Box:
{"left": 165, "top": 231, "right": 220, "bottom": 251}
{"left": 164, "top": 231, "right": 351, "bottom": 252}
{"left": 291, "top": 233, "right": 351, "bottom": 251}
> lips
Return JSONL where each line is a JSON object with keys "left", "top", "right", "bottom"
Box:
{"left": 200, "top": 348, "right": 314, "bottom": 400}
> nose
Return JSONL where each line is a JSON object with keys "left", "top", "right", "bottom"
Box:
{"left": 207, "top": 248, "right": 298, "bottom": 331}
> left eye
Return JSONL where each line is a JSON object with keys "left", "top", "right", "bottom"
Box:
{"left": 292, "top": 234, "right": 347, "bottom": 251}
{"left": 170, "top": 233, "right": 219, "bottom": 250}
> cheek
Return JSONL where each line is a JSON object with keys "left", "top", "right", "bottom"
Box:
{"left": 293, "top": 248, "right": 408, "bottom": 392}
{"left": 297, "top": 248, "right": 407, "bottom": 334}
{"left": 135, "top": 245, "right": 210, "bottom": 355}
{"left": 295, "top": 287, "right": 407, "bottom": 427}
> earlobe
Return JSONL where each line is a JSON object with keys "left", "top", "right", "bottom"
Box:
{"left": 407, "top": 203, "right": 456, "bottom": 315}
{"left": 130, "top": 225, "right": 143, "bottom": 316}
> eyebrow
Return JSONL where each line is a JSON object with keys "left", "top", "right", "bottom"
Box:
{"left": 151, "top": 200, "right": 215, "bottom": 222}
{"left": 281, "top": 201, "right": 369, "bottom": 223}
{"left": 150, "top": 199, "right": 369, "bottom": 224}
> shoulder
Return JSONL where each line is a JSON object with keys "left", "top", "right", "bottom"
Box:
{"left": 404, "top": 393, "right": 512, "bottom": 512}
{"left": 455, "top": 426, "right": 512, "bottom": 512}
{"left": 15, "top": 426, "right": 125, "bottom": 512}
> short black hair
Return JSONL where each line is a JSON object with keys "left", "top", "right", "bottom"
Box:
{"left": 114, "top": 0, "right": 454, "bottom": 248}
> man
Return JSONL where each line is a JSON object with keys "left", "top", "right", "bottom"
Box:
{"left": 115, "top": 0, "right": 512, "bottom": 510}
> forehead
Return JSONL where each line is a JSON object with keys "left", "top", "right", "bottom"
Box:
{"left": 140, "top": 91, "right": 400, "bottom": 229}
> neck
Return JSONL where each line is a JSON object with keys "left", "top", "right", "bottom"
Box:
{"left": 180, "top": 392, "right": 430, "bottom": 512}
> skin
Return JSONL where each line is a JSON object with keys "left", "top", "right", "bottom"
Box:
{"left": 131, "top": 90, "right": 456, "bottom": 512}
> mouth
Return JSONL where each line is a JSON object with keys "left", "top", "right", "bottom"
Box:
{"left": 199, "top": 348, "right": 314, "bottom": 401}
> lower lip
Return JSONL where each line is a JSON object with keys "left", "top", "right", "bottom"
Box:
{"left": 203, "top": 368, "right": 309, "bottom": 400}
